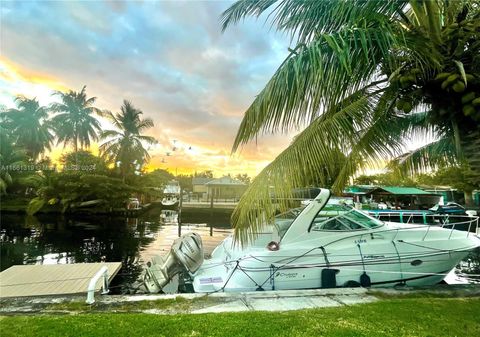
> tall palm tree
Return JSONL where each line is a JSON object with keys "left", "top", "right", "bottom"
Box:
{"left": 221, "top": 0, "right": 480, "bottom": 243}
{"left": 51, "top": 85, "right": 102, "bottom": 152}
{"left": 0, "top": 96, "right": 54, "bottom": 160}
{"left": 100, "top": 100, "right": 157, "bottom": 181}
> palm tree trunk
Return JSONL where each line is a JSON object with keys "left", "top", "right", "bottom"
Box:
{"left": 451, "top": 119, "right": 462, "bottom": 159}
{"left": 74, "top": 135, "right": 79, "bottom": 166}
{"left": 74, "top": 132, "right": 78, "bottom": 153}
{"left": 461, "top": 130, "right": 480, "bottom": 187}
{"left": 121, "top": 165, "right": 126, "bottom": 183}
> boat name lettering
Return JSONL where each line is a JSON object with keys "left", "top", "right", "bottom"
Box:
{"left": 354, "top": 239, "right": 367, "bottom": 244}
{"left": 275, "top": 272, "right": 298, "bottom": 279}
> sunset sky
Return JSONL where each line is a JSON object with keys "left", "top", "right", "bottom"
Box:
{"left": 0, "top": 0, "right": 297, "bottom": 177}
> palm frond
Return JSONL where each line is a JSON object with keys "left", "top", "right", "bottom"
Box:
{"left": 231, "top": 24, "right": 403, "bottom": 152}
{"left": 231, "top": 89, "right": 380, "bottom": 244}
{"left": 221, "top": 0, "right": 408, "bottom": 43}
{"left": 394, "top": 138, "right": 457, "bottom": 174}
{"left": 100, "top": 129, "right": 122, "bottom": 140}
{"left": 137, "top": 118, "right": 155, "bottom": 131}
{"left": 136, "top": 135, "right": 157, "bottom": 144}
{"left": 220, "top": 0, "right": 277, "bottom": 32}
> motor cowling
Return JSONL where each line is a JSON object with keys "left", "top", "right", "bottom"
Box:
{"left": 144, "top": 232, "right": 204, "bottom": 293}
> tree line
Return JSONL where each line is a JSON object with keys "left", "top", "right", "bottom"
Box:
{"left": 0, "top": 88, "right": 253, "bottom": 214}
{"left": 0, "top": 86, "right": 160, "bottom": 213}
{"left": 1, "top": 86, "right": 156, "bottom": 185}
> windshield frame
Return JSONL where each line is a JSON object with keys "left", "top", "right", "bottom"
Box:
{"left": 274, "top": 206, "right": 305, "bottom": 238}
{"left": 308, "top": 202, "right": 384, "bottom": 232}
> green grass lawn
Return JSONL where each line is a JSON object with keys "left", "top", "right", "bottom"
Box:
{"left": 1, "top": 297, "right": 479, "bottom": 337}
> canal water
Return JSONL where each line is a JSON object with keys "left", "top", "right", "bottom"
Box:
{"left": 1, "top": 208, "right": 479, "bottom": 293}
{"left": 0, "top": 207, "right": 232, "bottom": 294}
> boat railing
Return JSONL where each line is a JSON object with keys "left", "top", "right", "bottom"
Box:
{"left": 320, "top": 215, "right": 479, "bottom": 249}
{"left": 368, "top": 211, "right": 478, "bottom": 227}
{"left": 367, "top": 211, "right": 431, "bottom": 225}
{"left": 442, "top": 215, "right": 479, "bottom": 240}
{"left": 371, "top": 212, "right": 479, "bottom": 239}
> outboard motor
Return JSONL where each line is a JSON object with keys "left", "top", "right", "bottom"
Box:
{"left": 143, "top": 232, "right": 204, "bottom": 293}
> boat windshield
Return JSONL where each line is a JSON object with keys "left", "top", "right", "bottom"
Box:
{"left": 311, "top": 202, "right": 383, "bottom": 231}
{"left": 274, "top": 198, "right": 383, "bottom": 238}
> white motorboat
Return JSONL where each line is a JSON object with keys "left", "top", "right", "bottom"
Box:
{"left": 161, "top": 180, "right": 181, "bottom": 207}
{"left": 143, "top": 189, "right": 480, "bottom": 293}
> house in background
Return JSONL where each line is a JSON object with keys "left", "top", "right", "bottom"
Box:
{"left": 192, "top": 176, "right": 247, "bottom": 201}
{"left": 192, "top": 177, "right": 212, "bottom": 196}
{"left": 343, "top": 185, "right": 375, "bottom": 203}
{"left": 368, "top": 186, "right": 441, "bottom": 209}
{"left": 421, "top": 186, "right": 465, "bottom": 204}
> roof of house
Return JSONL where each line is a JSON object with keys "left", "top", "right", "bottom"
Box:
{"left": 204, "top": 176, "right": 246, "bottom": 186}
{"left": 192, "top": 177, "right": 213, "bottom": 185}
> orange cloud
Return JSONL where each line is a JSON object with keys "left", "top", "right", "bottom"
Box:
{"left": 0, "top": 56, "right": 69, "bottom": 94}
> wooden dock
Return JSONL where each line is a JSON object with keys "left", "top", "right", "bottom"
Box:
{"left": 0, "top": 262, "right": 122, "bottom": 298}
{"left": 182, "top": 201, "right": 237, "bottom": 209}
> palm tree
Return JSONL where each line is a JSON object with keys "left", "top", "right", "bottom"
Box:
{"left": 100, "top": 100, "right": 157, "bottom": 181}
{"left": 0, "top": 133, "right": 29, "bottom": 194}
{"left": 51, "top": 86, "right": 102, "bottom": 152}
{"left": 221, "top": 0, "right": 480, "bottom": 243}
{"left": 0, "top": 96, "right": 54, "bottom": 160}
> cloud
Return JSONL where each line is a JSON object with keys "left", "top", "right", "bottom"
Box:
{"left": 0, "top": 0, "right": 292, "bottom": 177}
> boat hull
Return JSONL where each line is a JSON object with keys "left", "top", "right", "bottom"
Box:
{"left": 192, "top": 225, "right": 480, "bottom": 292}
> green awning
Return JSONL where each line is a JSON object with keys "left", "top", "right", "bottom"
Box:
{"left": 375, "top": 186, "right": 436, "bottom": 195}
{"left": 344, "top": 185, "right": 376, "bottom": 194}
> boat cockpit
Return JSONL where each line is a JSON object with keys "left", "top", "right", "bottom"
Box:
{"left": 310, "top": 203, "right": 384, "bottom": 232}
{"left": 275, "top": 198, "right": 384, "bottom": 241}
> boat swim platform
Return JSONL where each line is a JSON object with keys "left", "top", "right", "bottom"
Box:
{"left": 0, "top": 262, "right": 122, "bottom": 298}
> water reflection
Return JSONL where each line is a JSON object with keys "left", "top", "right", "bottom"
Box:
{"left": 160, "top": 210, "right": 178, "bottom": 224}
{"left": 3, "top": 209, "right": 477, "bottom": 292}
{"left": 0, "top": 208, "right": 232, "bottom": 293}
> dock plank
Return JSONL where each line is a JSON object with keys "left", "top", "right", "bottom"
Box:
{"left": 0, "top": 262, "right": 122, "bottom": 298}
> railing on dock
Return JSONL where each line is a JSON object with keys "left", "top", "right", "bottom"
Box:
{"left": 86, "top": 266, "right": 110, "bottom": 304}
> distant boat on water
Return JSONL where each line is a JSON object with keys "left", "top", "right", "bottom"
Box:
{"left": 161, "top": 180, "right": 181, "bottom": 207}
